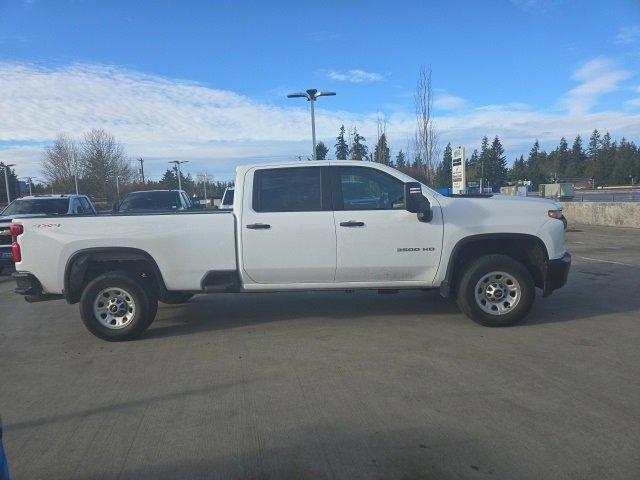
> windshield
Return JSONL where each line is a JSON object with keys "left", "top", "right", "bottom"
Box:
{"left": 118, "top": 191, "right": 180, "bottom": 212}
{"left": 222, "top": 189, "right": 234, "bottom": 205}
{"left": 2, "top": 198, "right": 69, "bottom": 216}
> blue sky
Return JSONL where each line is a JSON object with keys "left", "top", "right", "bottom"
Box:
{"left": 1, "top": 0, "right": 639, "bottom": 181}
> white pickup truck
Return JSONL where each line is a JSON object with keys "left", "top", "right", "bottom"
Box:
{"left": 11, "top": 161, "right": 570, "bottom": 341}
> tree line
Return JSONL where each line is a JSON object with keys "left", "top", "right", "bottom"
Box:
{"left": 313, "top": 127, "right": 640, "bottom": 189}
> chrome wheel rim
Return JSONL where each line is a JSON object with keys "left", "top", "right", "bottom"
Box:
{"left": 474, "top": 271, "right": 521, "bottom": 315}
{"left": 93, "top": 287, "right": 136, "bottom": 329}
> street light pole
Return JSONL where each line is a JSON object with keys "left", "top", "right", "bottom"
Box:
{"left": 201, "top": 173, "right": 208, "bottom": 203}
{"left": 287, "top": 89, "right": 336, "bottom": 160}
{"left": 1, "top": 164, "right": 15, "bottom": 205}
{"left": 169, "top": 161, "right": 189, "bottom": 191}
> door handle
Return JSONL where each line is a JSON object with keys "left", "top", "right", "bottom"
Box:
{"left": 339, "top": 221, "right": 365, "bottom": 227}
{"left": 246, "top": 223, "right": 271, "bottom": 229}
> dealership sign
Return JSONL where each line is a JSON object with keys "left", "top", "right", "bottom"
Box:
{"left": 452, "top": 146, "right": 466, "bottom": 194}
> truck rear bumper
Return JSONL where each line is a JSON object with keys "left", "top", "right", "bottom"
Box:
{"left": 13, "top": 271, "right": 64, "bottom": 302}
{"left": 543, "top": 252, "right": 571, "bottom": 297}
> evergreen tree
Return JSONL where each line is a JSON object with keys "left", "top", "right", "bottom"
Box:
{"left": 411, "top": 152, "right": 422, "bottom": 169}
{"left": 335, "top": 125, "right": 349, "bottom": 160}
{"left": 467, "top": 149, "right": 480, "bottom": 179}
{"left": 315, "top": 141, "right": 329, "bottom": 160}
{"left": 161, "top": 168, "right": 178, "bottom": 189}
{"left": 610, "top": 138, "right": 638, "bottom": 185}
{"left": 509, "top": 155, "right": 527, "bottom": 181}
{"left": 394, "top": 150, "right": 407, "bottom": 169}
{"left": 434, "top": 143, "right": 453, "bottom": 188}
{"left": 565, "top": 135, "right": 586, "bottom": 178}
{"left": 475, "top": 136, "right": 491, "bottom": 184}
{"left": 598, "top": 132, "right": 616, "bottom": 184}
{"left": 555, "top": 137, "right": 569, "bottom": 178}
{"left": 373, "top": 133, "right": 390, "bottom": 165}
{"left": 487, "top": 136, "right": 508, "bottom": 185}
{"left": 526, "top": 139, "right": 546, "bottom": 186}
{"left": 585, "top": 129, "right": 601, "bottom": 182}
{"left": 349, "top": 128, "right": 368, "bottom": 161}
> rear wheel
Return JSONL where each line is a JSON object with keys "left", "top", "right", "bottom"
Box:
{"left": 456, "top": 254, "right": 535, "bottom": 327}
{"left": 79, "top": 271, "right": 154, "bottom": 341}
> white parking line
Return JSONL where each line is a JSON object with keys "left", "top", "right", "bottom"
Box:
{"left": 576, "top": 256, "right": 635, "bottom": 267}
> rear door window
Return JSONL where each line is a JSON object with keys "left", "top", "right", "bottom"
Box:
{"left": 253, "top": 167, "right": 322, "bottom": 212}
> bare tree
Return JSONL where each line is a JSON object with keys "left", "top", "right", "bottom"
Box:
{"left": 80, "top": 129, "right": 133, "bottom": 201}
{"left": 41, "top": 134, "right": 80, "bottom": 193}
{"left": 414, "top": 66, "right": 440, "bottom": 185}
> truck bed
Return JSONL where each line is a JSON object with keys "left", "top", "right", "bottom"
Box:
{"left": 15, "top": 210, "right": 237, "bottom": 294}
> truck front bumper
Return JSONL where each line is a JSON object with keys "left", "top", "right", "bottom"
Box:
{"left": 13, "top": 271, "right": 63, "bottom": 302}
{"left": 543, "top": 252, "right": 571, "bottom": 297}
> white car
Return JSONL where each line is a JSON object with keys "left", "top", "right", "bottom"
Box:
{"left": 11, "top": 161, "right": 570, "bottom": 341}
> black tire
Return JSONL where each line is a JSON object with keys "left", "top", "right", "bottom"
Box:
{"left": 456, "top": 254, "right": 535, "bottom": 327}
{"left": 79, "top": 270, "right": 153, "bottom": 341}
{"left": 159, "top": 293, "right": 194, "bottom": 305}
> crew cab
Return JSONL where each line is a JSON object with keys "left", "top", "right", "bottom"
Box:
{"left": 11, "top": 161, "right": 570, "bottom": 341}
{"left": 1, "top": 194, "right": 96, "bottom": 269}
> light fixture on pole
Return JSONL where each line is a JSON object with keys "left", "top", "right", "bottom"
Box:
{"left": 287, "top": 89, "right": 336, "bottom": 160}
{"left": 169, "top": 161, "right": 189, "bottom": 191}
{"left": 1, "top": 163, "right": 15, "bottom": 205}
{"left": 19, "top": 177, "right": 33, "bottom": 196}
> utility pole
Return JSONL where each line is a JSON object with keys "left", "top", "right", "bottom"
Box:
{"left": 115, "top": 176, "right": 120, "bottom": 200}
{"left": 287, "top": 89, "right": 336, "bottom": 160}
{"left": 1, "top": 164, "right": 15, "bottom": 205}
{"left": 138, "top": 158, "right": 145, "bottom": 183}
{"left": 169, "top": 161, "right": 189, "bottom": 191}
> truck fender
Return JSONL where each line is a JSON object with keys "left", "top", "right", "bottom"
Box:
{"left": 64, "top": 247, "right": 168, "bottom": 303}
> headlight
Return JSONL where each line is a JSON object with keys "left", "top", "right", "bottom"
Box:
{"left": 548, "top": 209, "right": 563, "bottom": 219}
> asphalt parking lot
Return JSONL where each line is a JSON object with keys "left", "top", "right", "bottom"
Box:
{"left": 1, "top": 224, "right": 639, "bottom": 480}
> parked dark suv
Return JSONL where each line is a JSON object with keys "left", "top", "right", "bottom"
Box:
{"left": 114, "top": 190, "right": 199, "bottom": 213}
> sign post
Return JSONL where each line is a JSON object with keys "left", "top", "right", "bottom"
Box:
{"left": 452, "top": 146, "right": 466, "bottom": 195}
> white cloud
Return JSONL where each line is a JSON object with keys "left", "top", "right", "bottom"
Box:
{"left": 1, "top": 60, "right": 639, "bottom": 179}
{"left": 563, "top": 57, "right": 630, "bottom": 114}
{"left": 434, "top": 93, "right": 468, "bottom": 111}
{"left": 327, "top": 69, "right": 385, "bottom": 83}
{"left": 614, "top": 25, "right": 640, "bottom": 45}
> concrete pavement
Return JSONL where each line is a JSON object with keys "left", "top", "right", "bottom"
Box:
{"left": 0, "top": 225, "right": 639, "bottom": 479}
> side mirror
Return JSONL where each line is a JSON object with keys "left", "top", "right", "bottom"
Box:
{"left": 405, "top": 182, "right": 432, "bottom": 222}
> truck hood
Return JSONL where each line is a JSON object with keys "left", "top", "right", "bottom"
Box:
{"left": 465, "top": 195, "right": 561, "bottom": 209}
{"left": 438, "top": 194, "right": 562, "bottom": 230}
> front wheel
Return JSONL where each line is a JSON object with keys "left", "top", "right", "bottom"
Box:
{"left": 456, "top": 254, "right": 535, "bottom": 327}
{"left": 79, "top": 271, "right": 154, "bottom": 341}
